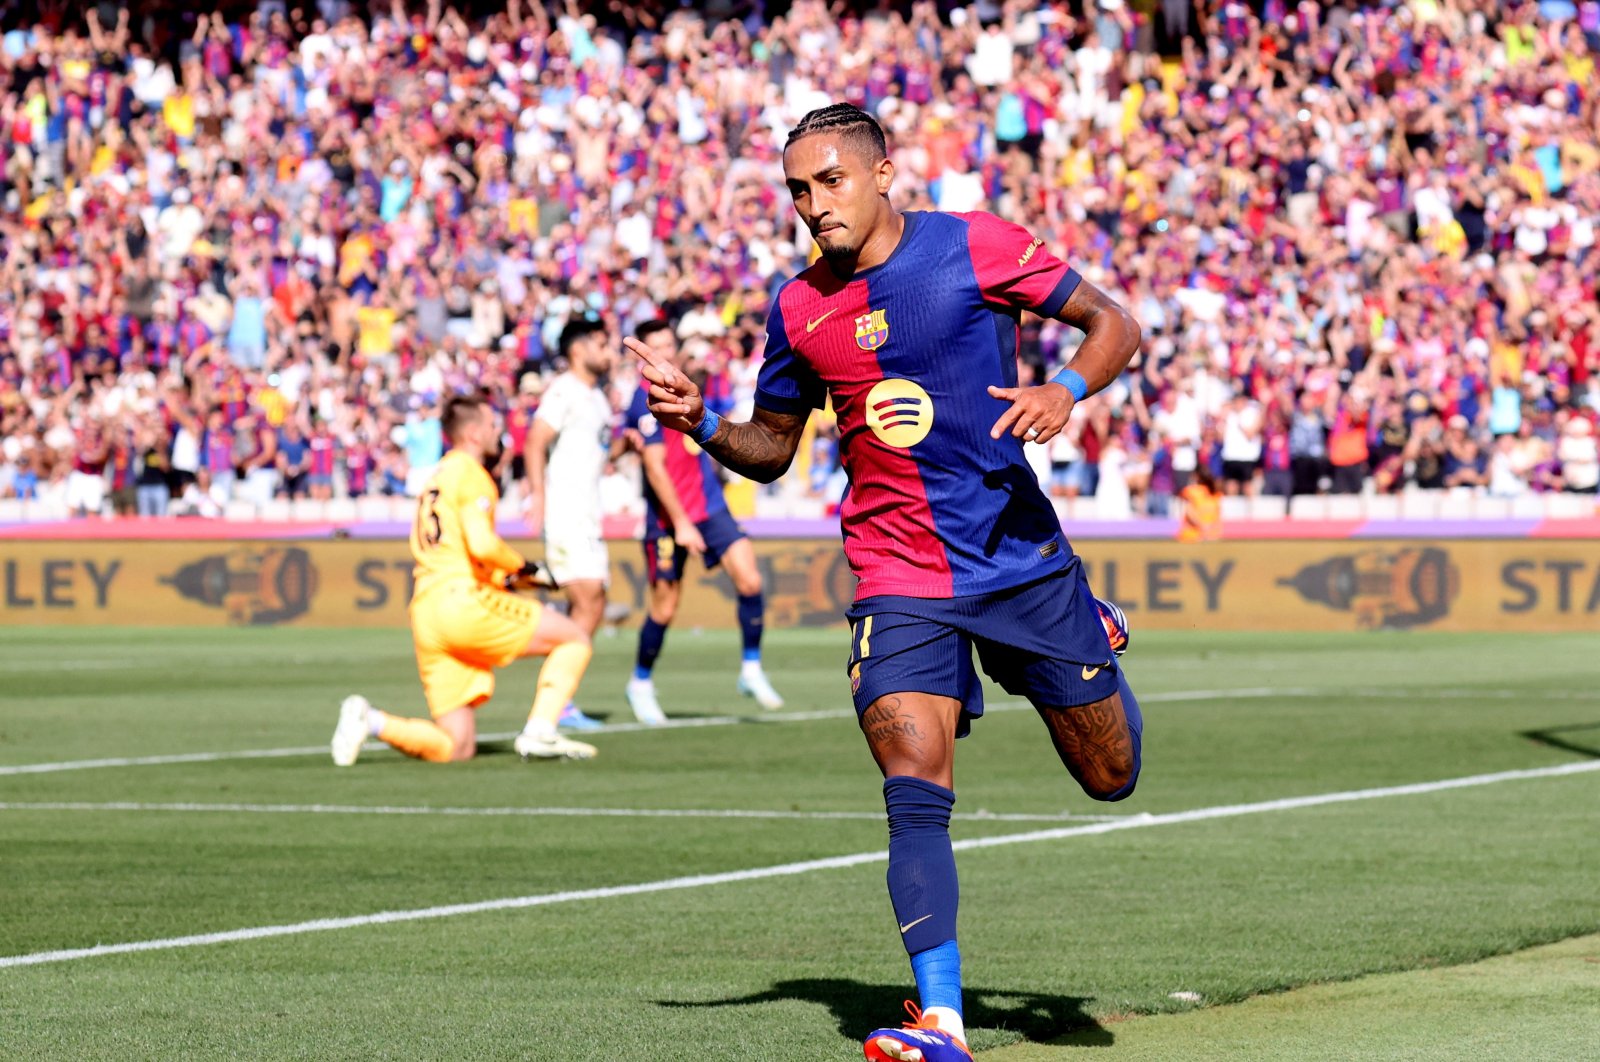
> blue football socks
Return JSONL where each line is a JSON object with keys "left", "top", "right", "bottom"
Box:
{"left": 634, "top": 617, "right": 667, "bottom": 681}
{"left": 884, "top": 775, "right": 963, "bottom": 1016}
{"left": 737, "top": 593, "right": 764, "bottom": 661}
{"left": 910, "top": 939, "right": 964, "bottom": 1019}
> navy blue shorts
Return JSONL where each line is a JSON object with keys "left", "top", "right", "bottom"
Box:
{"left": 643, "top": 509, "right": 747, "bottom": 584}
{"left": 844, "top": 559, "right": 1120, "bottom": 737}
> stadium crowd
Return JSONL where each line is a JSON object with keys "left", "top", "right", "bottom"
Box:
{"left": 0, "top": 0, "right": 1597, "bottom": 519}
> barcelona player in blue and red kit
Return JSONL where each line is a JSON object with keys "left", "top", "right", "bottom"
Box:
{"left": 620, "top": 319, "right": 783, "bottom": 724}
{"left": 630, "top": 104, "right": 1143, "bottom": 1062}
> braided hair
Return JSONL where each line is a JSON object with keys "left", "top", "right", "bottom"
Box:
{"left": 784, "top": 103, "right": 888, "bottom": 163}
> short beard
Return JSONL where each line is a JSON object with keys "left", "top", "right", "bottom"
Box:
{"left": 819, "top": 239, "right": 858, "bottom": 262}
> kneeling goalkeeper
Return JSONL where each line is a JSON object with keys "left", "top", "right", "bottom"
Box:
{"left": 332, "top": 392, "right": 598, "bottom": 764}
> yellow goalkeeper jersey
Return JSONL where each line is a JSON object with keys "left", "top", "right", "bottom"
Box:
{"left": 410, "top": 451, "right": 525, "bottom": 599}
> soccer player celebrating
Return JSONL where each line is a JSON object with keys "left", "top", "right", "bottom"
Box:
{"left": 331, "top": 393, "right": 599, "bottom": 765}
{"left": 621, "top": 319, "right": 784, "bottom": 724}
{"left": 629, "top": 104, "right": 1143, "bottom": 1062}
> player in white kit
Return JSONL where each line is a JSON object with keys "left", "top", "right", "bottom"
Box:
{"left": 525, "top": 318, "right": 625, "bottom": 730}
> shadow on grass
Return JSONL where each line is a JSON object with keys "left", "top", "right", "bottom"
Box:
{"left": 1521, "top": 721, "right": 1600, "bottom": 759}
{"left": 660, "top": 978, "right": 1113, "bottom": 1047}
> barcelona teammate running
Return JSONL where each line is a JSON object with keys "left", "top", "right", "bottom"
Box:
{"left": 331, "top": 393, "right": 599, "bottom": 765}
{"left": 630, "top": 104, "right": 1143, "bottom": 1062}
{"left": 621, "top": 319, "right": 784, "bottom": 724}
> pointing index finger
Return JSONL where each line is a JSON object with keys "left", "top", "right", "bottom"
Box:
{"left": 622, "top": 335, "right": 669, "bottom": 373}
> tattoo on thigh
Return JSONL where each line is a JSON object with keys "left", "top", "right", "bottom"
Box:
{"left": 863, "top": 696, "right": 923, "bottom": 748}
{"left": 1044, "top": 696, "right": 1129, "bottom": 771}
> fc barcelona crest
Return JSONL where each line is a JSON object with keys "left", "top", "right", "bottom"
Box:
{"left": 854, "top": 309, "right": 889, "bottom": 350}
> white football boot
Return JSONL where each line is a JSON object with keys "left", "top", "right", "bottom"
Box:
{"left": 626, "top": 678, "right": 669, "bottom": 726}
{"left": 515, "top": 730, "right": 598, "bottom": 761}
{"left": 331, "top": 695, "right": 372, "bottom": 767}
{"left": 736, "top": 665, "right": 784, "bottom": 710}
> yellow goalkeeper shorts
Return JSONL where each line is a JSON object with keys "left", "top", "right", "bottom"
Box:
{"left": 410, "top": 581, "right": 540, "bottom": 718}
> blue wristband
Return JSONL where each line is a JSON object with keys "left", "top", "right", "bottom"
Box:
{"left": 1051, "top": 367, "right": 1090, "bottom": 402}
{"left": 689, "top": 409, "right": 722, "bottom": 445}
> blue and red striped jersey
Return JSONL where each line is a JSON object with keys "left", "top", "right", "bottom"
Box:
{"left": 755, "top": 210, "right": 1080, "bottom": 600}
{"left": 625, "top": 384, "right": 730, "bottom": 532}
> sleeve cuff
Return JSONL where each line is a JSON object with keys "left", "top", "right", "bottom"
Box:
{"left": 754, "top": 389, "right": 821, "bottom": 414}
{"left": 1036, "top": 268, "right": 1083, "bottom": 318}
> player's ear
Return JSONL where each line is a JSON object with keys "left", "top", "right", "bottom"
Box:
{"left": 874, "top": 156, "right": 895, "bottom": 197}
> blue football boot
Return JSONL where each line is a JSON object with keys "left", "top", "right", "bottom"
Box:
{"left": 1095, "top": 596, "right": 1129, "bottom": 656}
{"left": 863, "top": 1003, "right": 972, "bottom": 1062}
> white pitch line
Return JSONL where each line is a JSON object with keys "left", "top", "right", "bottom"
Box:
{"left": 0, "top": 700, "right": 1011, "bottom": 777}
{"left": 0, "top": 689, "right": 1328, "bottom": 778}
{"left": 0, "top": 800, "right": 1126, "bottom": 825}
{"left": 0, "top": 745, "right": 336, "bottom": 775}
{"left": 3, "top": 685, "right": 1596, "bottom": 778}
{"left": 2, "top": 758, "right": 1596, "bottom": 971}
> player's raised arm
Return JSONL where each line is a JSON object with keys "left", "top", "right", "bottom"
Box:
{"left": 624, "top": 335, "right": 808, "bottom": 484}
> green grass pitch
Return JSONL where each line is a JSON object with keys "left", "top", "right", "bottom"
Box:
{"left": 1, "top": 626, "right": 1597, "bottom": 1060}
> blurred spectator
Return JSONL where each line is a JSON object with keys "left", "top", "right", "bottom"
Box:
{"left": 1442, "top": 414, "right": 1489, "bottom": 490}
{"left": 1218, "top": 394, "right": 1262, "bottom": 496}
{"left": 67, "top": 419, "right": 110, "bottom": 517}
{"left": 134, "top": 418, "right": 171, "bottom": 517}
{"left": 200, "top": 406, "right": 235, "bottom": 508}
{"left": 401, "top": 403, "right": 444, "bottom": 498}
{"left": 1289, "top": 392, "right": 1330, "bottom": 498}
{"left": 1178, "top": 466, "right": 1222, "bottom": 542}
{"left": 1558, "top": 416, "right": 1600, "bottom": 493}
{"left": 238, "top": 413, "right": 280, "bottom": 508}
{"left": 277, "top": 417, "right": 312, "bottom": 500}
{"left": 1327, "top": 391, "right": 1371, "bottom": 495}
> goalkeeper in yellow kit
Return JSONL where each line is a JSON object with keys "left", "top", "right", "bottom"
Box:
{"left": 331, "top": 393, "right": 599, "bottom": 764}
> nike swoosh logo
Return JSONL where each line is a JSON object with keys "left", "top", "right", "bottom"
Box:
{"left": 1082, "top": 666, "right": 1101, "bottom": 680}
{"left": 806, "top": 308, "right": 838, "bottom": 333}
{"left": 899, "top": 914, "right": 933, "bottom": 935}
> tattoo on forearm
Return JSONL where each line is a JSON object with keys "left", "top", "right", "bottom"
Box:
{"left": 704, "top": 417, "right": 801, "bottom": 483}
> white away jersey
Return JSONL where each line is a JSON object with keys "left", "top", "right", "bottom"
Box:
{"left": 535, "top": 371, "right": 613, "bottom": 535}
